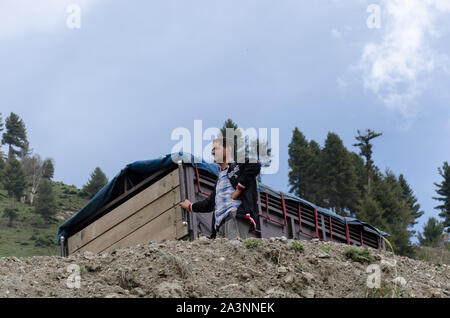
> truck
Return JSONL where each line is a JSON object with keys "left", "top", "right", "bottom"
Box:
{"left": 57, "top": 153, "right": 388, "bottom": 256}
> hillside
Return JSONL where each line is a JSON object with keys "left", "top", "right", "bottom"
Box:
{"left": 0, "top": 237, "right": 448, "bottom": 298}
{"left": 413, "top": 245, "right": 450, "bottom": 265}
{"left": 0, "top": 181, "right": 88, "bottom": 257}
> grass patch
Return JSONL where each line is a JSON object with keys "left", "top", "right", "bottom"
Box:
{"left": 366, "top": 283, "right": 402, "bottom": 298}
{"left": 245, "top": 238, "right": 261, "bottom": 249}
{"left": 412, "top": 245, "right": 450, "bottom": 265}
{"left": 53, "top": 182, "right": 88, "bottom": 211}
{"left": 366, "top": 287, "right": 393, "bottom": 298}
{"left": 0, "top": 181, "right": 88, "bottom": 258}
{"left": 320, "top": 244, "right": 331, "bottom": 253}
{"left": 344, "top": 248, "right": 373, "bottom": 264}
{"left": 290, "top": 241, "right": 304, "bottom": 252}
{"left": 0, "top": 222, "right": 60, "bottom": 257}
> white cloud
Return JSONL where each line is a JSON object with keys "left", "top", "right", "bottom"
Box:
{"left": 0, "top": 0, "right": 97, "bottom": 38}
{"left": 357, "top": 0, "right": 450, "bottom": 118}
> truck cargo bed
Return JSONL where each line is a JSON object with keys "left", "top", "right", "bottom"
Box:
{"left": 61, "top": 161, "right": 385, "bottom": 256}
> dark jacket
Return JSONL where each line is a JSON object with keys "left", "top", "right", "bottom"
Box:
{"left": 191, "top": 159, "right": 261, "bottom": 238}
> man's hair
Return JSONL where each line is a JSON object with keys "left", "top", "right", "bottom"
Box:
{"left": 213, "top": 137, "right": 235, "bottom": 153}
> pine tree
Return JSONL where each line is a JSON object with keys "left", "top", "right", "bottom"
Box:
{"left": 371, "top": 170, "right": 416, "bottom": 256}
{"left": 320, "top": 132, "right": 359, "bottom": 216}
{"left": 1, "top": 112, "right": 29, "bottom": 159}
{"left": 418, "top": 217, "right": 445, "bottom": 247}
{"left": 2, "top": 157, "right": 27, "bottom": 209}
{"left": 0, "top": 113, "right": 4, "bottom": 175}
{"left": 349, "top": 152, "right": 366, "bottom": 214}
{"left": 3, "top": 208, "right": 18, "bottom": 227}
{"left": 353, "top": 129, "right": 382, "bottom": 195}
{"left": 0, "top": 153, "right": 5, "bottom": 184}
{"left": 433, "top": 162, "right": 450, "bottom": 231}
{"left": 18, "top": 140, "right": 31, "bottom": 158}
{"left": 42, "top": 158, "right": 55, "bottom": 180}
{"left": 356, "top": 195, "right": 386, "bottom": 230}
{"left": 307, "top": 140, "right": 325, "bottom": 205}
{"left": 288, "top": 128, "right": 324, "bottom": 205}
{"left": 0, "top": 112, "right": 3, "bottom": 134}
{"left": 34, "top": 179, "right": 57, "bottom": 219}
{"left": 82, "top": 167, "right": 108, "bottom": 199}
{"left": 398, "top": 174, "right": 424, "bottom": 236}
{"left": 288, "top": 127, "right": 312, "bottom": 198}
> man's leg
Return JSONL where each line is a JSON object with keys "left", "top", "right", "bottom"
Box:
{"left": 222, "top": 210, "right": 251, "bottom": 239}
{"left": 235, "top": 215, "right": 252, "bottom": 239}
{"left": 217, "top": 223, "right": 226, "bottom": 238}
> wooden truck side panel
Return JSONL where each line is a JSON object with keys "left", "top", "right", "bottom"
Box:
{"left": 68, "top": 169, "right": 186, "bottom": 255}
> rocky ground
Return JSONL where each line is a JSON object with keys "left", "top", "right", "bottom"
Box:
{"left": 0, "top": 237, "right": 449, "bottom": 298}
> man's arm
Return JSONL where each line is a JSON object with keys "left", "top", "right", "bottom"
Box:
{"left": 231, "top": 161, "right": 261, "bottom": 200}
{"left": 179, "top": 186, "right": 216, "bottom": 213}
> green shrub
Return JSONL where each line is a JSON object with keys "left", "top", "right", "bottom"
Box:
{"left": 290, "top": 241, "right": 304, "bottom": 252}
{"left": 320, "top": 244, "right": 331, "bottom": 253}
{"left": 34, "top": 235, "right": 55, "bottom": 247}
{"left": 366, "top": 283, "right": 401, "bottom": 298}
{"left": 344, "top": 248, "right": 373, "bottom": 263}
{"left": 3, "top": 207, "right": 18, "bottom": 227}
{"left": 245, "top": 238, "right": 261, "bottom": 249}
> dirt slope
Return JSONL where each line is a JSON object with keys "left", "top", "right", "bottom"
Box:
{"left": 0, "top": 237, "right": 449, "bottom": 298}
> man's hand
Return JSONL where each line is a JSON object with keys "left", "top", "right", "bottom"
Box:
{"left": 179, "top": 199, "right": 192, "bottom": 211}
{"left": 231, "top": 189, "right": 242, "bottom": 200}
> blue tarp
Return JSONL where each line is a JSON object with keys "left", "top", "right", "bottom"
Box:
{"left": 56, "top": 152, "right": 217, "bottom": 244}
{"left": 57, "top": 152, "right": 388, "bottom": 244}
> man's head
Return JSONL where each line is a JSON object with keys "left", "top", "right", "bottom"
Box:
{"left": 212, "top": 137, "right": 234, "bottom": 164}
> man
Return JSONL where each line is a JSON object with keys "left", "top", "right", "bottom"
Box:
{"left": 179, "top": 137, "right": 261, "bottom": 239}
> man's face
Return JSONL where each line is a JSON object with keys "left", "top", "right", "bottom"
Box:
{"left": 212, "top": 141, "right": 228, "bottom": 163}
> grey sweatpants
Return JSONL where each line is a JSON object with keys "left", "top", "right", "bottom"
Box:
{"left": 217, "top": 210, "right": 251, "bottom": 239}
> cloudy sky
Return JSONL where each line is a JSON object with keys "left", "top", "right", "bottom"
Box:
{"left": 1, "top": 0, "right": 449, "bottom": 242}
